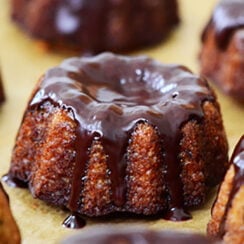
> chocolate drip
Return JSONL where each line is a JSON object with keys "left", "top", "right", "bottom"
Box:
{"left": 62, "top": 212, "right": 86, "bottom": 229}
{"left": 160, "top": 121, "right": 191, "bottom": 221}
{"left": 27, "top": 53, "right": 214, "bottom": 221}
{"left": 202, "top": 0, "right": 244, "bottom": 50}
{"left": 218, "top": 135, "right": 244, "bottom": 237}
{"left": 0, "top": 182, "right": 9, "bottom": 202}
{"left": 101, "top": 134, "right": 128, "bottom": 207}
{"left": 68, "top": 128, "right": 94, "bottom": 211}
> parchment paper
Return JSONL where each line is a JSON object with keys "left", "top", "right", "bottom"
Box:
{"left": 0, "top": 0, "right": 243, "bottom": 243}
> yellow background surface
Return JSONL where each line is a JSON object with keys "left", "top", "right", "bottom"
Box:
{"left": 0, "top": 0, "right": 243, "bottom": 243}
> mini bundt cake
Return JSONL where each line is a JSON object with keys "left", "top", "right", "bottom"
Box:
{"left": 0, "top": 183, "right": 21, "bottom": 244}
{"left": 5, "top": 53, "right": 228, "bottom": 226}
{"left": 11, "top": 0, "right": 179, "bottom": 53}
{"left": 62, "top": 226, "right": 216, "bottom": 244}
{"left": 207, "top": 135, "right": 244, "bottom": 244}
{"left": 200, "top": 0, "right": 244, "bottom": 103}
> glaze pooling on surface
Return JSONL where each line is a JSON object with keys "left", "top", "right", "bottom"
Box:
{"left": 27, "top": 53, "right": 214, "bottom": 221}
{"left": 219, "top": 135, "right": 244, "bottom": 237}
{"left": 202, "top": 0, "right": 244, "bottom": 50}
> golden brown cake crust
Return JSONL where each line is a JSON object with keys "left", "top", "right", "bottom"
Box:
{"left": 0, "top": 183, "right": 21, "bottom": 244}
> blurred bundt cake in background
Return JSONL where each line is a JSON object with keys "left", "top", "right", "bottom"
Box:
{"left": 11, "top": 0, "right": 179, "bottom": 53}
{"left": 200, "top": 0, "right": 244, "bottom": 103}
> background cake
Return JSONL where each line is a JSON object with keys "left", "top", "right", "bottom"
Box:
{"left": 61, "top": 226, "right": 216, "bottom": 244}
{"left": 0, "top": 183, "right": 21, "bottom": 244}
{"left": 10, "top": 0, "right": 179, "bottom": 53}
{"left": 207, "top": 135, "right": 244, "bottom": 244}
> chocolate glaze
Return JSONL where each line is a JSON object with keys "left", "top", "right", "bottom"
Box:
{"left": 23, "top": 53, "right": 214, "bottom": 223}
{"left": 62, "top": 227, "right": 215, "bottom": 244}
{"left": 218, "top": 135, "right": 244, "bottom": 237}
{"left": 202, "top": 0, "right": 244, "bottom": 50}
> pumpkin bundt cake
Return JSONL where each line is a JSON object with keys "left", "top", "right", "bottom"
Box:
{"left": 207, "top": 135, "right": 244, "bottom": 244}
{"left": 0, "top": 183, "right": 21, "bottom": 244}
{"left": 11, "top": 0, "right": 179, "bottom": 53}
{"left": 62, "top": 226, "right": 216, "bottom": 244}
{"left": 5, "top": 53, "right": 228, "bottom": 226}
{"left": 200, "top": 0, "right": 244, "bottom": 103}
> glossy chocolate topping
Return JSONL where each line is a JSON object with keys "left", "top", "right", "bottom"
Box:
{"left": 219, "top": 135, "right": 244, "bottom": 237}
{"left": 62, "top": 212, "right": 86, "bottom": 229}
{"left": 202, "top": 0, "right": 244, "bottom": 50}
{"left": 27, "top": 53, "right": 213, "bottom": 222}
{"left": 62, "top": 227, "right": 215, "bottom": 244}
